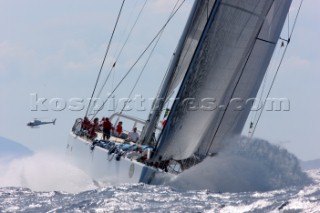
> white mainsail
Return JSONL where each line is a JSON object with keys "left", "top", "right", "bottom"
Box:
{"left": 153, "top": 0, "right": 292, "bottom": 161}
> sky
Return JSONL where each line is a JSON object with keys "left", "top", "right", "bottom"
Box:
{"left": 0, "top": 0, "right": 319, "bottom": 161}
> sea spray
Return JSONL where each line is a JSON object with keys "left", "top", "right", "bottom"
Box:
{"left": 169, "top": 137, "right": 312, "bottom": 192}
{"left": 0, "top": 138, "right": 312, "bottom": 194}
{"left": 0, "top": 152, "right": 97, "bottom": 193}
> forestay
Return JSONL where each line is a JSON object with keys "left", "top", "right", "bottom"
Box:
{"left": 153, "top": 0, "right": 292, "bottom": 161}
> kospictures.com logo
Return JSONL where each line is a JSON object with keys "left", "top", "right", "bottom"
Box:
{"left": 29, "top": 93, "right": 290, "bottom": 112}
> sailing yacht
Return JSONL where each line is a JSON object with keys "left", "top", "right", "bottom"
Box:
{"left": 66, "top": 0, "right": 293, "bottom": 184}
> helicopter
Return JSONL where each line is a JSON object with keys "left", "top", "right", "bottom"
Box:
{"left": 27, "top": 118, "right": 56, "bottom": 128}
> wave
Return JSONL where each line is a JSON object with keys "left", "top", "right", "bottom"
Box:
{"left": 0, "top": 137, "right": 312, "bottom": 194}
{"left": 0, "top": 152, "right": 97, "bottom": 193}
{"left": 169, "top": 137, "right": 312, "bottom": 192}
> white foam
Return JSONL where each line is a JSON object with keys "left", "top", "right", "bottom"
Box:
{"left": 0, "top": 138, "right": 312, "bottom": 193}
{"left": 0, "top": 152, "right": 97, "bottom": 193}
{"left": 170, "top": 137, "right": 311, "bottom": 192}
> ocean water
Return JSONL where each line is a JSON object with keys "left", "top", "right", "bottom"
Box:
{"left": 1, "top": 139, "right": 320, "bottom": 212}
{"left": 0, "top": 171, "right": 320, "bottom": 212}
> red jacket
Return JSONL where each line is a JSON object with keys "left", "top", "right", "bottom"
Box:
{"left": 103, "top": 120, "right": 112, "bottom": 130}
{"left": 116, "top": 124, "right": 122, "bottom": 135}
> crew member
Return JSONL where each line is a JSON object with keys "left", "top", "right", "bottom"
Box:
{"left": 103, "top": 117, "right": 112, "bottom": 140}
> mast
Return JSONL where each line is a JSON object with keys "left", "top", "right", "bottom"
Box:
{"left": 140, "top": 1, "right": 201, "bottom": 145}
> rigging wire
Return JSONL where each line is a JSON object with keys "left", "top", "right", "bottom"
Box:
{"left": 119, "top": 33, "right": 163, "bottom": 114}
{"left": 85, "top": 0, "right": 126, "bottom": 117}
{"left": 248, "top": 31, "right": 284, "bottom": 136}
{"left": 93, "top": 0, "right": 148, "bottom": 109}
{"left": 110, "top": 0, "right": 140, "bottom": 92}
{"left": 119, "top": 0, "right": 182, "bottom": 115}
{"left": 287, "top": 12, "right": 290, "bottom": 39}
{"left": 247, "top": 2, "right": 289, "bottom": 136}
{"left": 89, "top": 0, "right": 186, "bottom": 120}
{"left": 87, "top": 0, "right": 147, "bottom": 116}
{"left": 248, "top": 0, "right": 304, "bottom": 138}
{"left": 113, "top": 0, "right": 140, "bottom": 60}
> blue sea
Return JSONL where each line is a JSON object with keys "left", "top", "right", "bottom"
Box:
{"left": 1, "top": 138, "right": 320, "bottom": 212}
